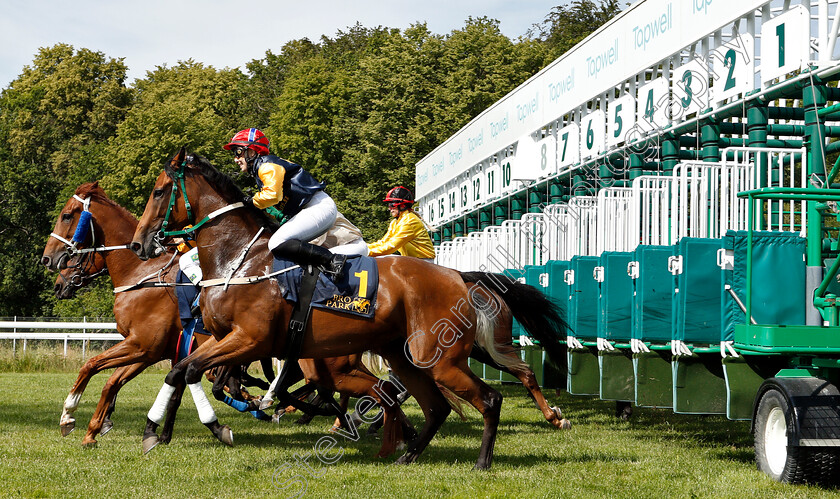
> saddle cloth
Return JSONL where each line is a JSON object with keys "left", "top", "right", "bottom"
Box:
{"left": 272, "top": 255, "right": 378, "bottom": 319}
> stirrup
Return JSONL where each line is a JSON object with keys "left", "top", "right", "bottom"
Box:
{"left": 324, "top": 254, "right": 347, "bottom": 280}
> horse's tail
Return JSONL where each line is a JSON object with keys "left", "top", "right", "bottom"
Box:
{"left": 459, "top": 271, "right": 568, "bottom": 370}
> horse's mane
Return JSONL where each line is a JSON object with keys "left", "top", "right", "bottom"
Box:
{"left": 74, "top": 182, "right": 138, "bottom": 222}
{"left": 172, "top": 153, "right": 280, "bottom": 232}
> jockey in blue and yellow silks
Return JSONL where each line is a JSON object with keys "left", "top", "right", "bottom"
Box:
{"left": 367, "top": 186, "right": 435, "bottom": 260}
{"left": 224, "top": 128, "right": 364, "bottom": 277}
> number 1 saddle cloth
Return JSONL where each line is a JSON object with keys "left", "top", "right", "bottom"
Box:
{"left": 272, "top": 255, "right": 378, "bottom": 319}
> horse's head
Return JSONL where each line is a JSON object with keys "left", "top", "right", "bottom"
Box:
{"left": 131, "top": 146, "right": 275, "bottom": 261}
{"left": 42, "top": 182, "right": 111, "bottom": 297}
{"left": 42, "top": 182, "right": 104, "bottom": 271}
{"left": 131, "top": 148, "right": 189, "bottom": 260}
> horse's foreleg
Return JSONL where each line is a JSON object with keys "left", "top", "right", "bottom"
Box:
{"left": 80, "top": 362, "right": 149, "bottom": 447}
{"left": 177, "top": 331, "right": 265, "bottom": 447}
{"left": 158, "top": 381, "right": 186, "bottom": 444}
{"left": 61, "top": 337, "right": 159, "bottom": 436}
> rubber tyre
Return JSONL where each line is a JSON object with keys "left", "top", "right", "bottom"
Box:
{"left": 754, "top": 387, "right": 840, "bottom": 486}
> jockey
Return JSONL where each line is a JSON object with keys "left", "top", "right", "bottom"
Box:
{"left": 224, "top": 128, "right": 350, "bottom": 277}
{"left": 367, "top": 186, "right": 435, "bottom": 261}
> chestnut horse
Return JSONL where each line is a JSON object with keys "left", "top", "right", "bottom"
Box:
{"left": 131, "top": 149, "right": 569, "bottom": 469}
{"left": 42, "top": 183, "right": 411, "bottom": 453}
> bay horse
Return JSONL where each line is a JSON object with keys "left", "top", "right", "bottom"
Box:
{"left": 130, "top": 149, "right": 570, "bottom": 469}
{"left": 42, "top": 183, "right": 412, "bottom": 454}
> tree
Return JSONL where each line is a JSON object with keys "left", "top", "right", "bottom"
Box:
{"left": 102, "top": 61, "right": 246, "bottom": 213}
{"left": 0, "top": 44, "right": 131, "bottom": 316}
{"left": 528, "top": 0, "right": 624, "bottom": 60}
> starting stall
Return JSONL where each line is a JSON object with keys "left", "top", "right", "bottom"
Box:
{"left": 418, "top": 0, "right": 840, "bottom": 485}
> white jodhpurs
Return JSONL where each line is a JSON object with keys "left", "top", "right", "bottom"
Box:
{"left": 330, "top": 237, "right": 369, "bottom": 256}
{"left": 268, "top": 191, "right": 337, "bottom": 251}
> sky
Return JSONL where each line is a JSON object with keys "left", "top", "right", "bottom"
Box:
{"left": 0, "top": 0, "right": 564, "bottom": 89}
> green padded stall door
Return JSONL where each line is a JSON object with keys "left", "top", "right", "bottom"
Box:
{"left": 722, "top": 231, "right": 806, "bottom": 342}
{"left": 598, "top": 252, "right": 634, "bottom": 342}
{"left": 673, "top": 238, "right": 723, "bottom": 345}
{"left": 633, "top": 245, "right": 674, "bottom": 345}
{"left": 634, "top": 350, "right": 673, "bottom": 408}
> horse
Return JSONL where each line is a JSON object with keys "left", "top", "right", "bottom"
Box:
{"left": 42, "top": 182, "right": 413, "bottom": 453}
{"left": 130, "top": 149, "right": 570, "bottom": 469}
{"left": 42, "top": 182, "right": 187, "bottom": 447}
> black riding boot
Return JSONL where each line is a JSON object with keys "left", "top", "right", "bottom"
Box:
{"left": 271, "top": 239, "right": 347, "bottom": 279}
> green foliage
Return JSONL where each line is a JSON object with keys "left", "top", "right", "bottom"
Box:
{"left": 0, "top": 44, "right": 131, "bottom": 316}
{"left": 50, "top": 278, "right": 116, "bottom": 319}
{"left": 101, "top": 61, "right": 246, "bottom": 213}
{"left": 528, "top": 0, "right": 624, "bottom": 60}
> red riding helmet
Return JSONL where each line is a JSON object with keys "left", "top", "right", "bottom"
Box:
{"left": 223, "top": 128, "right": 270, "bottom": 156}
{"left": 383, "top": 186, "right": 414, "bottom": 209}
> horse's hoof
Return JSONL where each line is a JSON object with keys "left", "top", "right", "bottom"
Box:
{"left": 60, "top": 421, "right": 75, "bottom": 437}
{"left": 142, "top": 434, "right": 160, "bottom": 455}
{"left": 271, "top": 414, "right": 283, "bottom": 424}
{"left": 550, "top": 406, "right": 563, "bottom": 418}
{"left": 559, "top": 418, "right": 572, "bottom": 430}
{"left": 218, "top": 425, "right": 234, "bottom": 447}
{"left": 258, "top": 398, "right": 274, "bottom": 411}
{"left": 100, "top": 419, "right": 114, "bottom": 436}
{"left": 81, "top": 439, "right": 98, "bottom": 449}
{"left": 473, "top": 462, "right": 491, "bottom": 471}
{"left": 394, "top": 453, "right": 416, "bottom": 465}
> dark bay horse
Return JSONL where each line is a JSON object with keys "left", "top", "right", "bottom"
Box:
{"left": 42, "top": 183, "right": 411, "bottom": 454}
{"left": 130, "top": 149, "right": 570, "bottom": 469}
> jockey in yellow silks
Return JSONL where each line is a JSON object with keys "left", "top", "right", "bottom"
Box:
{"left": 367, "top": 186, "right": 435, "bottom": 260}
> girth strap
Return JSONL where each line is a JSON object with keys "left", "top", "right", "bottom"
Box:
{"left": 284, "top": 265, "right": 320, "bottom": 361}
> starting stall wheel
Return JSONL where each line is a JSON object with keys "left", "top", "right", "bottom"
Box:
{"left": 753, "top": 378, "right": 840, "bottom": 486}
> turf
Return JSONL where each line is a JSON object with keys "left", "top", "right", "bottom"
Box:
{"left": 0, "top": 371, "right": 836, "bottom": 498}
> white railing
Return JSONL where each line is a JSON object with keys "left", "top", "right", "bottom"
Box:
{"left": 0, "top": 318, "right": 121, "bottom": 358}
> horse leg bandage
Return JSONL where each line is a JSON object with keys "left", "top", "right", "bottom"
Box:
{"left": 189, "top": 382, "right": 218, "bottom": 424}
{"left": 148, "top": 383, "right": 177, "bottom": 424}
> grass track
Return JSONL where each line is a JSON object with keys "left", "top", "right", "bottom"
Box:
{"left": 0, "top": 371, "right": 836, "bottom": 498}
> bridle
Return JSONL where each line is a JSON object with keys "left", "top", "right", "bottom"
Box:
{"left": 157, "top": 158, "right": 244, "bottom": 241}
{"left": 49, "top": 194, "right": 116, "bottom": 290}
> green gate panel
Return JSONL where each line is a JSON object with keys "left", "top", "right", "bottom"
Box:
{"left": 673, "top": 238, "right": 723, "bottom": 345}
{"left": 521, "top": 265, "right": 547, "bottom": 339}
{"left": 484, "top": 363, "right": 502, "bottom": 382}
{"left": 468, "top": 357, "right": 484, "bottom": 378}
{"left": 570, "top": 256, "right": 600, "bottom": 341}
{"left": 598, "top": 252, "right": 634, "bottom": 342}
{"left": 633, "top": 245, "right": 674, "bottom": 344}
{"left": 568, "top": 347, "right": 600, "bottom": 395}
{"left": 599, "top": 350, "right": 635, "bottom": 401}
{"left": 522, "top": 346, "right": 545, "bottom": 386}
{"left": 633, "top": 351, "right": 673, "bottom": 408}
{"left": 722, "top": 231, "right": 807, "bottom": 342}
{"left": 504, "top": 268, "right": 527, "bottom": 339}
{"left": 722, "top": 356, "right": 789, "bottom": 420}
{"left": 672, "top": 354, "right": 727, "bottom": 414}
{"left": 545, "top": 260, "right": 571, "bottom": 316}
